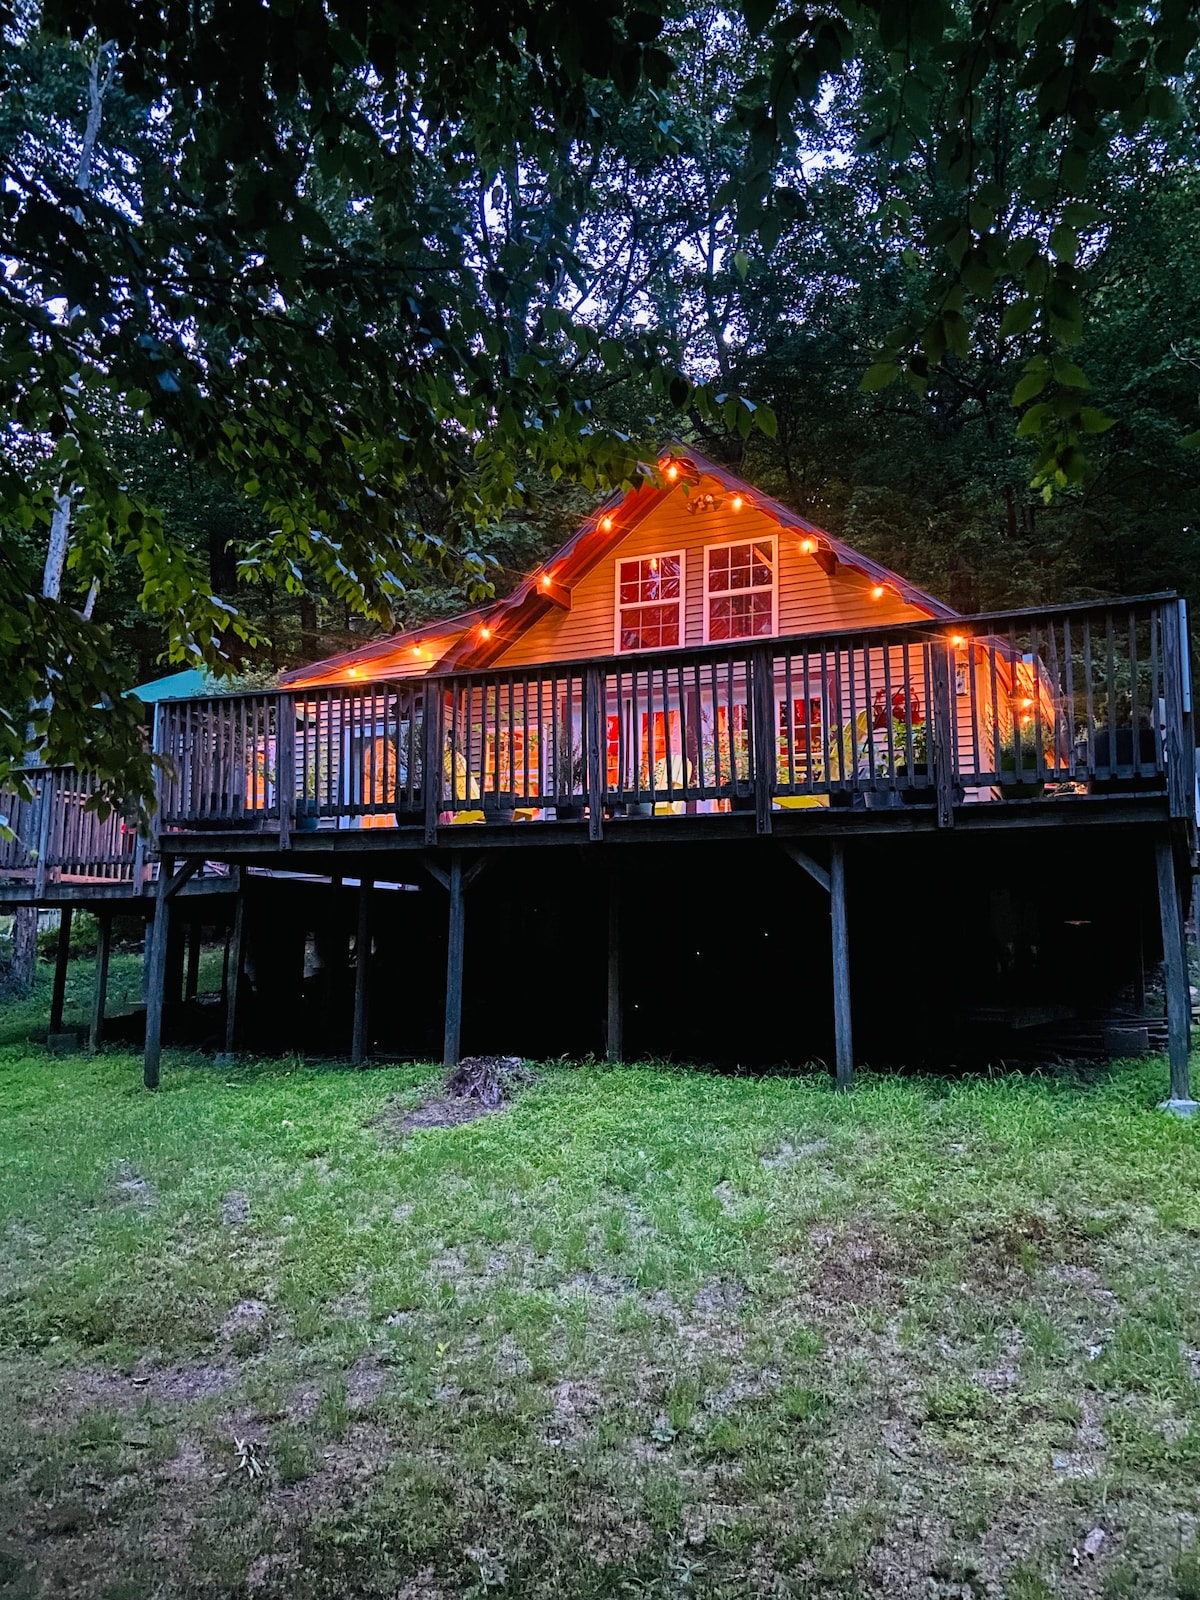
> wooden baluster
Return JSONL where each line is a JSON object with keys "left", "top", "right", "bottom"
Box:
{"left": 931, "top": 638, "right": 956, "bottom": 827}
{"left": 586, "top": 665, "right": 604, "bottom": 841}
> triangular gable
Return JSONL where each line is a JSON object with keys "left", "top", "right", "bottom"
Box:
{"left": 282, "top": 448, "right": 956, "bottom": 687}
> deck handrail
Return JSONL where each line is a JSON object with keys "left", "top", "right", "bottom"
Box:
{"left": 147, "top": 594, "right": 1194, "bottom": 846}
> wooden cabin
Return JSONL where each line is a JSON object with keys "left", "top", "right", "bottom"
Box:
{"left": 1, "top": 449, "right": 1196, "bottom": 1105}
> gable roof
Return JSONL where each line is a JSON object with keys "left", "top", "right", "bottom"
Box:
{"left": 281, "top": 448, "right": 957, "bottom": 688}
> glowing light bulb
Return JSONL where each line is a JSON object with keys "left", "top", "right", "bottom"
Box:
{"left": 731, "top": 494, "right": 744, "bottom": 512}
{"left": 348, "top": 667, "right": 358, "bottom": 677}
{"left": 1021, "top": 696, "right": 1033, "bottom": 709}
{"left": 951, "top": 634, "right": 965, "bottom": 648}
{"left": 480, "top": 626, "right": 492, "bottom": 640}
{"left": 600, "top": 514, "right": 614, "bottom": 532}
{"left": 800, "top": 537, "right": 817, "bottom": 555}
{"left": 541, "top": 574, "right": 552, "bottom": 589}
{"left": 412, "top": 646, "right": 422, "bottom": 657}
{"left": 872, "top": 585, "right": 885, "bottom": 600}
{"left": 665, "top": 462, "right": 679, "bottom": 481}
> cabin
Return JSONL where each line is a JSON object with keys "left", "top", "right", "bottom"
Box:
{"left": 2, "top": 448, "right": 1196, "bottom": 1106}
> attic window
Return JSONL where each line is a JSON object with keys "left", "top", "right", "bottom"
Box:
{"left": 705, "top": 538, "right": 776, "bottom": 641}
{"left": 616, "top": 552, "right": 683, "bottom": 652}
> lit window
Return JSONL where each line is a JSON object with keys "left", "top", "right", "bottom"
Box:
{"left": 616, "top": 552, "right": 683, "bottom": 652}
{"left": 705, "top": 538, "right": 775, "bottom": 641}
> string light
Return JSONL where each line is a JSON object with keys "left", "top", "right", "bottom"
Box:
{"left": 1020, "top": 696, "right": 1033, "bottom": 709}
{"left": 480, "top": 626, "right": 492, "bottom": 640}
{"left": 600, "top": 514, "right": 614, "bottom": 532}
{"left": 541, "top": 574, "right": 552, "bottom": 589}
{"left": 348, "top": 667, "right": 359, "bottom": 677}
{"left": 730, "top": 493, "right": 744, "bottom": 512}
{"left": 951, "top": 634, "right": 965, "bottom": 648}
{"left": 665, "top": 462, "right": 679, "bottom": 481}
{"left": 412, "top": 646, "right": 422, "bottom": 657}
{"left": 871, "top": 585, "right": 885, "bottom": 600}
{"left": 800, "top": 537, "right": 817, "bottom": 554}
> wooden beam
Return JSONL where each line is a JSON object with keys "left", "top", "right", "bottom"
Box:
{"left": 89, "top": 910, "right": 112, "bottom": 1052}
{"left": 606, "top": 865, "right": 622, "bottom": 1063}
{"left": 1156, "top": 834, "right": 1194, "bottom": 1107}
{"left": 223, "top": 888, "right": 246, "bottom": 1056}
{"left": 813, "top": 549, "right": 839, "bottom": 577}
{"left": 539, "top": 578, "right": 571, "bottom": 611}
{"left": 184, "top": 921, "right": 202, "bottom": 1001}
{"left": 780, "top": 843, "right": 830, "bottom": 894}
{"left": 49, "top": 906, "right": 73, "bottom": 1035}
{"left": 830, "top": 841, "right": 853, "bottom": 1091}
{"left": 351, "top": 878, "right": 372, "bottom": 1065}
{"left": 443, "top": 855, "right": 466, "bottom": 1067}
{"left": 144, "top": 856, "right": 174, "bottom": 1089}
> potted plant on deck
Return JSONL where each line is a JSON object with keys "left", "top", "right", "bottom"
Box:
{"left": 997, "top": 732, "right": 1046, "bottom": 800}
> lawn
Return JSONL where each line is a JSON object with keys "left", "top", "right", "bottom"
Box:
{"left": 1, "top": 1032, "right": 1200, "bottom": 1599}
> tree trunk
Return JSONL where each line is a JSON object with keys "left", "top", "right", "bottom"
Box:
{"left": 9, "top": 908, "right": 38, "bottom": 995}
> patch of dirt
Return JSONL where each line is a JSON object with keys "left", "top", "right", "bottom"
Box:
{"left": 693, "top": 1278, "right": 749, "bottom": 1316}
{"left": 345, "top": 1358, "right": 387, "bottom": 1412}
{"left": 393, "top": 1095, "right": 497, "bottom": 1132}
{"left": 221, "top": 1299, "right": 269, "bottom": 1341}
{"left": 706, "top": 1369, "right": 781, "bottom": 1412}
{"left": 47, "top": 1362, "right": 238, "bottom": 1417}
{"left": 221, "top": 1189, "right": 250, "bottom": 1226}
{"left": 544, "top": 1379, "right": 601, "bottom": 1449}
{"left": 110, "top": 1159, "right": 155, "bottom": 1209}
{"left": 267, "top": 1421, "right": 395, "bottom": 1524}
{"left": 562, "top": 1270, "right": 633, "bottom": 1303}
{"left": 495, "top": 1335, "right": 532, "bottom": 1380}
{"left": 806, "top": 1220, "right": 910, "bottom": 1311}
{"left": 246, "top": 1552, "right": 300, "bottom": 1591}
{"left": 969, "top": 1209, "right": 1095, "bottom": 1284}
{"left": 760, "top": 1137, "right": 831, "bottom": 1169}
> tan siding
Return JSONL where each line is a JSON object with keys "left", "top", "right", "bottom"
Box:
{"left": 288, "top": 632, "right": 466, "bottom": 688}
{"left": 496, "top": 476, "right": 932, "bottom": 669}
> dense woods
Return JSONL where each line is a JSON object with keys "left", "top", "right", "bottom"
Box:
{"left": 3, "top": 0, "right": 1199, "bottom": 798}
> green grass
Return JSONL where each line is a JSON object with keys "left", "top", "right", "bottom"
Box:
{"left": 1, "top": 1032, "right": 1200, "bottom": 1597}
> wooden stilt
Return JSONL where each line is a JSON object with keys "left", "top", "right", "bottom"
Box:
{"left": 90, "top": 910, "right": 112, "bottom": 1051}
{"left": 144, "top": 858, "right": 198, "bottom": 1089}
{"left": 443, "top": 855, "right": 465, "bottom": 1067}
{"left": 606, "top": 865, "right": 622, "bottom": 1063}
{"left": 223, "top": 888, "right": 245, "bottom": 1056}
{"left": 144, "top": 857, "right": 173, "bottom": 1090}
{"left": 1156, "top": 834, "right": 1194, "bottom": 1107}
{"left": 185, "top": 922, "right": 202, "bottom": 1001}
{"left": 166, "top": 917, "right": 186, "bottom": 1006}
{"left": 351, "top": 878, "right": 372, "bottom": 1065}
{"left": 830, "top": 841, "right": 853, "bottom": 1090}
{"left": 49, "top": 906, "right": 73, "bottom": 1035}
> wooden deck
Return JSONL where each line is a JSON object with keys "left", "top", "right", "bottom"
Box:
{"left": 1, "top": 595, "right": 1194, "bottom": 1099}
{"left": 143, "top": 594, "right": 1195, "bottom": 856}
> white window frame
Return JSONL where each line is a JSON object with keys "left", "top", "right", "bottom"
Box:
{"left": 613, "top": 549, "right": 686, "bottom": 654}
{"left": 703, "top": 535, "right": 778, "bottom": 644}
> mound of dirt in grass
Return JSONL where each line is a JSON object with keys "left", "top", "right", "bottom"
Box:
{"left": 378, "top": 1056, "right": 533, "bottom": 1134}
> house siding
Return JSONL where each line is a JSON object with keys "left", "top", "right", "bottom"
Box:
{"left": 494, "top": 477, "right": 929, "bottom": 669}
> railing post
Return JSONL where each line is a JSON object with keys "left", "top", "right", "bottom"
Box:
{"left": 930, "top": 640, "right": 956, "bottom": 828}
{"left": 275, "top": 694, "right": 295, "bottom": 849}
{"left": 751, "top": 647, "right": 774, "bottom": 834}
{"left": 423, "top": 688, "right": 441, "bottom": 846}
{"left": 1164, "top": 598, "right": 1194, "bottom": 827}
{"left": 34, "top": 770, "right": 54, "bottom": 899}
{"left": 586, "top": 666, "right": 604, "bottom": 841}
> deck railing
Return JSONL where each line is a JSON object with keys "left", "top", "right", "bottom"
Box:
{"left": 0, "top": 768, "right": 140, "bottom": 889}
{"left": 150, "top": 594, "right": 1194, "bottom": 844}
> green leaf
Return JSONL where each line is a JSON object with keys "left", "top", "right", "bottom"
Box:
{"left": 860, "top": 363, "right": 899, "bottom": 392}
{"left": 1079, "top": 407, "right": 1115, "bottom": 433}
{"left": 999, "top": 298, "right": 1035, "bottom": 338}
{"left": 1012, "top": 371, "right": 1046, "bottom": 406}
